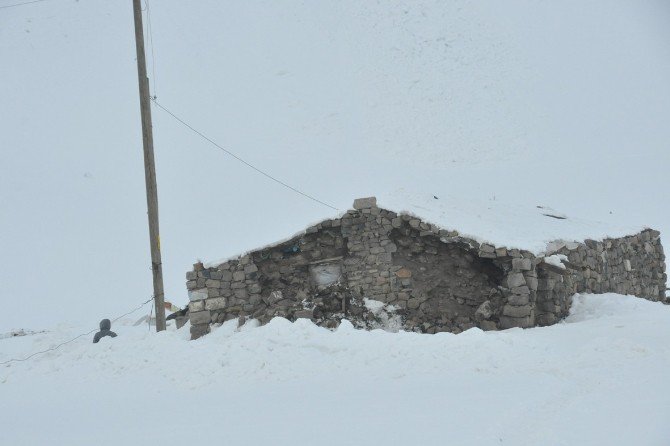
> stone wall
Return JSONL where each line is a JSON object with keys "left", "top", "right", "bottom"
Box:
{"left": 186, "top": 197, "right": 667, "bottom": 339}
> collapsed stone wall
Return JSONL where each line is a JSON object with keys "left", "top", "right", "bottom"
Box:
{"left": 186, "top": 197, "right": 667, "bottom": 339}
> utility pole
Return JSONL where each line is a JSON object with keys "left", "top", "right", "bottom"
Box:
{"left": 132, "top": 0, "right": 166, "bottom": 332}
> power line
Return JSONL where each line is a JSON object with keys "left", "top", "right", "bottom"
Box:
{"left": 0, "top": 297, "right": 155, "bottom": 366}
{"left": 0, "top": 0, "right": 52, "bottom": 10}
{"left": 150, "top": 98, "right": 339, "bottom": 211}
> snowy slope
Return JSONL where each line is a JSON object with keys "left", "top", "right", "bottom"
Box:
{"left": 1, "top": 2, "right": 669, "bottom": 328}
{"left": 1, "top": 294, "right": 669, "bottom": 445}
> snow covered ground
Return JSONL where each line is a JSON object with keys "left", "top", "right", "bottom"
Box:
{"left": 1, "top": 293, "right": 669, "bottom": 445}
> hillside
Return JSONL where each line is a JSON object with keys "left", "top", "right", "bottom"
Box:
{"left": 1, "top": 2, "right": 669, "bottom": 444}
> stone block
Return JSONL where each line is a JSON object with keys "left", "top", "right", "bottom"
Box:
{"left": 407, "top": 297, "right": 422, "bottom": 310}
{"left": 474, "top": 301, "right": 493, "bottom": 320}
{"left": 510, "top": 285, "right": 530, "bottom": 295}
{"left": 502, "top": 304, "right": 532, "bottom": 318}
{"left": 353, "top": 197, "right": 377, "bottom": 210}
{"left": 205, "top": 279, "right": 221, "bottom": 288}
{"left": 498, "top": 315, "right": 534, "bottom": 329}
{"left": 512, "top": 258, "right": 532, "bottom": 271}
{"left": 506, "top": 273, "right": 526, "bottom": 288}
{"left": 294, "top": 309, "right": 313, "bottom": 319}
{"left": 190, "top": 323, "right": 209, "bottom": 340}
{"left": 479, "top": 320, "right": 498, "bottom": 331}
{"left": 205, "top": 297, "right": 227, "bottom": 311}
{"left": 395, "top": 268, "right": 412, "bottom": 279}
{"left": 233, "top": 271, "right": 246, "bottom": 281}
{"left": 188, "top": 288, "right": 208, "bottom": 302}
{"left": 507, "top": 293, "right": 530, "bottom": 306}
{"left": 480, "top": 243, "right": 495, "bottom": 253}
{"left": 190, "top": 310, "right": 211, "bottom": 325}
{"left": 525, "top": 276, "right": 538, "bottom": 291}
{"left": 189, "top": 301, "right": 204, "bottom": 312}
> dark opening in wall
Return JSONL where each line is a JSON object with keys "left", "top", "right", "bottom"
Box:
{"left": 389, "top": 228, "right": 505, "bottom": 330}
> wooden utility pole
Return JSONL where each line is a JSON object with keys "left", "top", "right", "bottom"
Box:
{"left": 132, "top": 0, "right": 166, "bottom": 332}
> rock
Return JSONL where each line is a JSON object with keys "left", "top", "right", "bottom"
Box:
{"left": 525, "top": 276, "right": 539, "bottom": 291}
{"left": 502, "top": 304, "right": 532, "bottom": 318}
{"left": 190, "top": 324, "right": 209, "bottom": 340}
{"left": 479, "top": 320, "right": 497, "bottom": 331}
{"left": 474, "top": 301, "right": 493, "bottom": 320}
{"left": 205, "top": 279, "right": 220, "bottom": 288}
{"left": 498, "top": 315, "right": 533, "bottom": 329}
{"left": 480, "top": 243, "right": 495, "bottom": 253}
{"left": 510, "top": 286, "right": 530, "bottom": 295}
{"left": 506, "top": 273, "right": 526, "bottom": 288}
{"left": 294, "top": 309, "right": 314, "bottom": 319}
{"left": 205, "top": 297, "right": 227, "bottom": 311}
{"left": 189, "top": 301, "right": 204, "bottom": 312}
{"left": 395, "top": 267, "right": 412, "bottom": 279}
{"left": 512, "top": 258, "right": 532, "bottom": 271}
{"left": 353, "top": 197, "right": 377, "bottom": 210}
{"left": 507, "top": 293, "right": 530, "bottom": 306}
{"left": 407, "top": 298, "right": 422, "bottom": 309}
{"left": 232, "top": 271, "right": 246, "bottom": 281}
{"left": 190, "top": 310, "right": 211, "bottom": 325}
{"left": 188, "top": 288, "right": 208, "bottom": 302}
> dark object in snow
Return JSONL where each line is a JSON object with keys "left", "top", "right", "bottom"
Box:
{"left": 166, "top": 307, "right": 188, "bottom": 320}
{"left": 93, "top": 319, "right": 117, "bottom": 343}
{"left": 433, "top": 195, "right": 439, "bottom": 199}
{"left": 542, "top": 213, "right": 567, "bottom": 220}
{"left": 166, "top": 307, "right": 189, "bottom": 329}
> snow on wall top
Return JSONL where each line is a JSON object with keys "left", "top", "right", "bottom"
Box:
{"left": 377, "top": 190, "right": 648, "bottom": 255}
{"left": 204, "top": 190, "right": 648, "bottom": 267}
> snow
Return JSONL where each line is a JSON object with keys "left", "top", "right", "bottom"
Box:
{"left": 1, "top": 293, "right": 669, "bottom": 445}
{"left": 363, "top": 298, "right": 402, "bottom": 331}
{"left": 543, "top": 254, "right": 568, "bottom": 270}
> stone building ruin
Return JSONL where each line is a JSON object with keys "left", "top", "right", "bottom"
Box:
{"left": 186, "top": 197, "right": 667, "bottom": 339}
